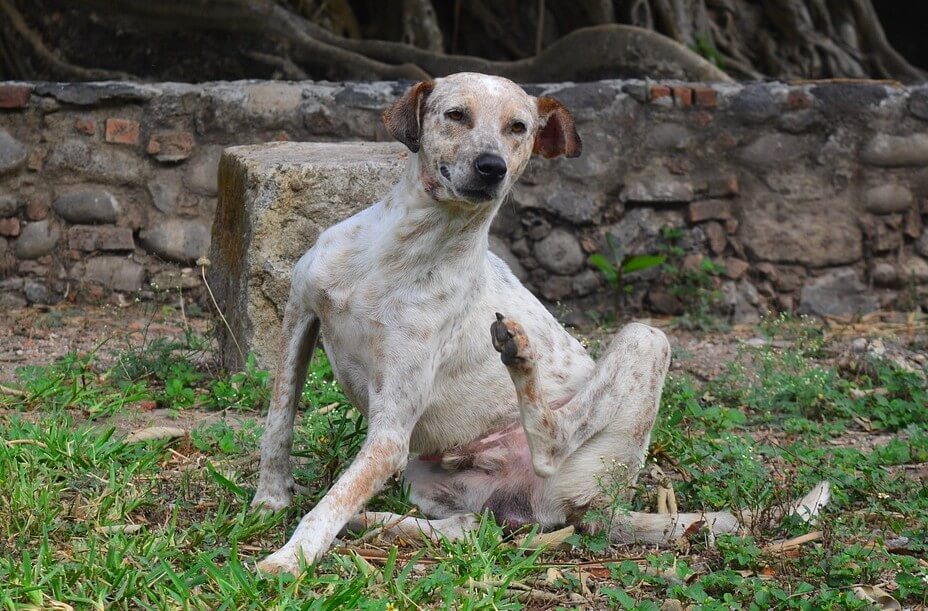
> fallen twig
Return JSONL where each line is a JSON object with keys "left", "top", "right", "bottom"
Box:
{"left": 0, "top": 384, "right": 27, "bottom": 397}
{"left": 763, "top": 531, "right": 822, "bottom": 555}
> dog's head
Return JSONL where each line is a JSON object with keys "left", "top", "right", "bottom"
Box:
{"left": 384, "top": 73, "right": 581, "bottom": 206}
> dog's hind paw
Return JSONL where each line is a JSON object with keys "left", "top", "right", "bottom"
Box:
{"left": 251, "top": 476, "right": 299, "bottom": 513}
{"left": 490, "top": 313, "right": 534, "bottom": 367}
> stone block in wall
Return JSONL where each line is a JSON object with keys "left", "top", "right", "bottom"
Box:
{"left": 209, "top": 141, "right": 407, "bottom": 371}
{"left": 53, "top": 190, "right": 120, "bottom": 224}
{"left": 83, "top": 256, "right": 145, "bottom": 292}
{"left": 861, "top": 134, "right": 928, "bottom": 167}
{"left": 140, "top": 219, "right": 211, "bottom": 264}
{"left": 739, "top": 196, "right": 862, "bottom": 267}
{"left": 0, "top": 195, "right": 21, "bottom": 217}
{"left": 864, "top": 184, "right": 913, "bottom": 214}
{"left": 798, "top": 268, "right": 880, "bottom": 317}
{"left": 14, "top": 220, "right": 59, "bottom": 259}
{"left": 0, "top": 129, "right": 27, "bottom": 175}
{"left": 68, "top": 225, "right": 134, "bottom": 251}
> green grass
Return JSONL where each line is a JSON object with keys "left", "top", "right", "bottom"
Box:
{"left": 1, "top": 315, "right": 927, "bottom": 608}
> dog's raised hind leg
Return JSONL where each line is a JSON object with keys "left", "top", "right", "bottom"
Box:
{"left": 491, "top": 314, "right": 670, "bottom": 482}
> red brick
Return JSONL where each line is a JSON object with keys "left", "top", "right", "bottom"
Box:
{"left": 693, "top": 87, "right": 718, "bottom": 108}
{"left": 688, "top": 199, "right": 734, "bottom": 222}
{"left": 0, "top": 217, "right": 21, "bottom": 237}
{"left": 672, "top": 86, "right": 694, "bottom": 107}
{"left": 0, "top": 84, "right": 31, "bottom": 109}
{"left": 785, "top": 90, "right": 812, "bottom": 110}
{"left": 649, "top": 85, "right": 672, "bottom": 104}
{"left": 74, "top": 117, "right": 96, "bottom": 136}
{"left": 105, "top": 118, "right": 140, "bottom": 145}
{"left": 146, "top": 131, "right": 195, "bottom": 161}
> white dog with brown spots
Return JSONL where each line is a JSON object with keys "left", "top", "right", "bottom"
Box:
{"left": 250, "top": 72, "right": 829, "bottom": 574}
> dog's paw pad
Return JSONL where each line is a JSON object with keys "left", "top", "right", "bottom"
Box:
{"left": 490, "top": 313, "right": 532, "bottom": 366}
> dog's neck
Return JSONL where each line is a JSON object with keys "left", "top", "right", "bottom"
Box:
{"left": 375, "top": 156, "right": 506, "bottom": 282}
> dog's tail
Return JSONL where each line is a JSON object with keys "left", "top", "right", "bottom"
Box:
{"left": 610, "top": 481, "right": 831, "bottom": 545}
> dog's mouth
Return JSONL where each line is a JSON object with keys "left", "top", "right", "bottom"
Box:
{"left": 455, "top": 187, "right": 494, "bottom": 202}
{"left": 437, "top": 164, "right": 496, "bottom": 203}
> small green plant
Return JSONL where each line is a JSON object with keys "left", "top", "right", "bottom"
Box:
{"left": 659, "top": 226, "right": 728, "bottom": 332}
{"left": 589, "top": 232, "right": 665, "bottom": 318}
{"left": 691, "top": 36, "right": 726, "bottom": 70}
{"left": 566, "top": 458, "right": 634, "bottom": 553}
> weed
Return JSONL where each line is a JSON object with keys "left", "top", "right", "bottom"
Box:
{"left": 659, "top": 226, "right": 728, "bottom": 332}
{"left": 589, "top": 231, "right": 666, "bottom": 318}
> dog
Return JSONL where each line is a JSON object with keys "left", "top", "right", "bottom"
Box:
{"left": 250, "top": 72, "right": 829, "bottom": 574}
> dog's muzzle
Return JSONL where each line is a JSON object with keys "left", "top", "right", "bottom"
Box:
{"left": 474, "top": 153, "right": 507, "bottom": 185}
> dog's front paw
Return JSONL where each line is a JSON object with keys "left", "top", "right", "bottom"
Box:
{"left": 251, "top": 477, "right": 298, "bottom": 513}
{"left": 490, "top": 313, "right": 533, "bottom": 367}
{"left": 256, "top": 542, "right": 326, "bottom": 576}
{"left": 256, "top": 548, "right": 303, "bottom": 575}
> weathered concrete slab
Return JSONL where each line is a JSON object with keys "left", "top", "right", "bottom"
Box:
{"left": 209, "top": 141, "right": 408, "bottom": 371}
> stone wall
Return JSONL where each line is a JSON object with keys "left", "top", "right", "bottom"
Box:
{"left": 1, "top": 79, "right": 927, "bottom": 321}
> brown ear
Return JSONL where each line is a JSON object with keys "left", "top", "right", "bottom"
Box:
{"left": 383, "top": 81, "right": 435, "bottom": 153}
{"left": 534, "top": 97, "right": 582, "bottom": 159}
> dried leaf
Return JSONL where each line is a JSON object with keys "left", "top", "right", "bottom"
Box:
{"left": 545, "top": 567, "right": 563, "bottom": 583}
{"left": 125, "top": 426, "right": 186, "bottom": 443}
{"left": 851, "top": 585, "right": 901, "bottom": 610}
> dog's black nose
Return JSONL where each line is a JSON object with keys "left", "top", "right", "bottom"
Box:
{"left": 474, "top": 153, "right": 507, "bottom": 184}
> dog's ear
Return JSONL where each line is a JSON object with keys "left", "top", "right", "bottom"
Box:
{"left": 383, "top": 81, "right": 435, "bottom": 153}
{"left": 534, "top": 97, "right": 582, "bottom": 159}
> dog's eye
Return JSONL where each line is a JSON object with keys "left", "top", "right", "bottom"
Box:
{"left": 445, "top": 109, "right": 464, "bottom": 121}
{"left": 511, "top": 122, "right": 526, "bottom": 134}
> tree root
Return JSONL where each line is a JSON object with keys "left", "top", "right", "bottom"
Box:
{"left": 2, "top": 0, "right": 923, "bottom": 84}
{"left": 0, "top": 0, "right": 135, "bottom": 80}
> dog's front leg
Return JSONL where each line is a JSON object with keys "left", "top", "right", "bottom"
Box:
{"left": 257, "top": 358, "right": 432, "bottom": 575}
{"left": 257, "top": 430, "right": 410, "bottom": 574}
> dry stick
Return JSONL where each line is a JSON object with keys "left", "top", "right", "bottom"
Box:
{"left": 197, "top": 257, "right": 245, "bottom": 365}
{"left": 763, "top": 531, "right": 822, "bottom": 555}
{"left": 353, "top": 508, "right": 420, "bottom": 545}
{"left": 0, "top": 384, "right": 27, "bottom": 397}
